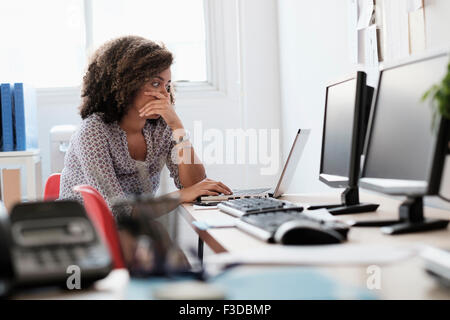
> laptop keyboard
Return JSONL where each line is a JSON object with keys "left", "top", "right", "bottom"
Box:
{"left": 200, "top": 188, "right": 271, "bottom": 201}
{"left": 217, "top": 197, "right": 303, "bottom": 216}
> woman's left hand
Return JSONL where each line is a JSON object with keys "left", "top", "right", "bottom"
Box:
{"left": 139, "top": 91, "right": 183, "bottom": 130}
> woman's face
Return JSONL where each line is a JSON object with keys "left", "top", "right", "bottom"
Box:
{"left": 133, "top": 68, "right": 172, "bottom": 119}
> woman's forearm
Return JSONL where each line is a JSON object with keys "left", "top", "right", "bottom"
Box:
{"left": 177, "top": 143, "right": 206, "bottom": 187}
{"left": 171, "top": 125, "right": 206, "bottom": 187}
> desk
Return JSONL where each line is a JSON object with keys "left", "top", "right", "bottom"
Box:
{"left": 180, "top": 191, "right": 450, "bottom": 299}
{"left": 12, "top": 191, "right": 450, "bottom": 299}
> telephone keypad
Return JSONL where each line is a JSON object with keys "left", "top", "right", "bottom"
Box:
{"left": 13, "top": 244, "right": 110, "bottom": 279}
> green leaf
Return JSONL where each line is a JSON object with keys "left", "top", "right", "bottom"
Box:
{"left": 422, "top": 60, "right": 450, "bottom": 129}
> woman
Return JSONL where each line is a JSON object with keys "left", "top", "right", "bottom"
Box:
{"left": 59, "top": 35, "right": 232, "bottom": 215}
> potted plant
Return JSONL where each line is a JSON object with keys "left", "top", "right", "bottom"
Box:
{"left": 422, "top": 61, "right": 450, "bottom": 130}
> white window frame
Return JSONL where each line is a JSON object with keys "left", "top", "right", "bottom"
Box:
{"left": 37, "top": 0, "right": 239, "bottom": 104}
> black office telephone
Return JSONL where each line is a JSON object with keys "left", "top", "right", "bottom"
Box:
{"left": 0, "top": 200, "right": 112, "bottom": 297}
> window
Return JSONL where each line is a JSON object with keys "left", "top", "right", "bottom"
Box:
{"left": 90, "top": 0, "right": 207, "bottom": 83}
{"left": 0, "top": 0, "right": 207, "bottom": 88}
{"left": 0, "top": 0, "right": 86, "bottom": 88}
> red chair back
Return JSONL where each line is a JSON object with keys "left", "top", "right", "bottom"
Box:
{"left": 43, "top": 173, "right": 61, "bottom": 200}
{"left": 73, "top": 185, "right": 125, "bottom": 269}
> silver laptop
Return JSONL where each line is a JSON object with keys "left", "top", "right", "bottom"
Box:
{"left": 199, "top": 129, "right": 310, "bottom": 201}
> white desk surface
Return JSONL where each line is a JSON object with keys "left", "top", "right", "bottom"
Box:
{"left": 181, "top": 192, "right": 450, "bottom": 253}
{"left": 180, "top": 192, "right": 450, "bottom": 299}
{"left": 13, "top": 191, "right": 450, "bottom": 300}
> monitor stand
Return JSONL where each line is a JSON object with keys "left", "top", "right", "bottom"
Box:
{"left": 351, "top": 196, "right": 449, "bottom": 234}
{"left": 308, "top": 186, "right": 379, "bottom": 215}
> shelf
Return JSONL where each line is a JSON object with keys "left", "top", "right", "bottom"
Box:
{"left": 0, "top": 149, "right": 40, "bottom": 158}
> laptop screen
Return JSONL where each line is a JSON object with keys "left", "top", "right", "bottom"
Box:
{"left": 272, "top": 129, "right": 310, "bottom": 198}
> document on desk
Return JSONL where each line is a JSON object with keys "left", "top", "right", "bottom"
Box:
{"left": 206, "top": 243, "right": 419, "bottom": 267}
{"left": 192, "top": 215, "right": 237, "bottom": 230}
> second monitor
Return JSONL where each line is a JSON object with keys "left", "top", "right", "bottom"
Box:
{"left": 357, "top": 52, "right": 450, "bottom": 234}
{"left": 309, "top": 71, "right": 379, "bottom": 215}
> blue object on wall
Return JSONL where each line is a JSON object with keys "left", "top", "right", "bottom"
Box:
{"left": 0, "top": 83, "right": 14, "bottom": 152}
{"left": 12, "top": 83, "right": 38, "bottom": 151}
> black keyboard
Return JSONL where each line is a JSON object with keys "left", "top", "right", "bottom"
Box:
{"left": 241, "top": 211, "right": 308, "bottom": 233}
{"left": 236, "top": 210, "right": 350, "bottom": 243}
{"left": 217, "top": 197, "right": 303, "bottom": 217}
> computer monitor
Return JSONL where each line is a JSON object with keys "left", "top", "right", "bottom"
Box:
{"left": 358, "top": 52, "right": 450, "bottom": 234}
{"left": 310, "top": 71, "right": 379, "bottom": 215}
{"left": 319, "top": 76, "right": 356, "bottom": 186}
{"left": 428, "top": 117, "right": 450, "bottom": 199}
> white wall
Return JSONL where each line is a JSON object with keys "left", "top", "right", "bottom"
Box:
{"left": 37, "top": 88, "right": 82, "bottom": 192}
{"left": 277, "top": 0, "right": 355, "bottom": 195}
{"left": 236, "top": 0, "right": 282, "bottom": 189}
{"left": 277, "top": 0, "right": 450, "bottom": 197}
{"left": 424, "top": 0, "right": 450, "bottom": 50}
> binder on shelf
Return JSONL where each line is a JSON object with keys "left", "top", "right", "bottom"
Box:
{"left": 0, "top": 83, "right": 14, "bottom": 152}
{"left": 13, "top": 83, "right": 38, "bottom": 151}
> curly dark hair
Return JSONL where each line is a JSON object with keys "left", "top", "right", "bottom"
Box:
{"left": 79, "top": 35, "right": 175, "bottom": 123}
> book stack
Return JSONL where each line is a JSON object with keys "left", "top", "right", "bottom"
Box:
{"left": 0, "top": 83, "right": 38, "bottom": 152}
{"left": 0, "top": 83, "right": 38, "bottom": 210}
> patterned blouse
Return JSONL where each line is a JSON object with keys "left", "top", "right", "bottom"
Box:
{"left": 59, "top": 113, "right": 182, "bottom": 214}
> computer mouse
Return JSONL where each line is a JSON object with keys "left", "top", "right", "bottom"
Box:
{"left": 273, "top": 220, "right": 346, "bottom": 245}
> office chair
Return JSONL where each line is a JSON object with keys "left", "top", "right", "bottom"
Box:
{"left": 43, "top": 173, "right": 61, "bottom": 201}
{"left": 73, "top": 185, "right": 126, "bottom": 269}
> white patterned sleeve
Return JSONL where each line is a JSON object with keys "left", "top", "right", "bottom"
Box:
{"left": 166, "top": 138, "right": 184, "bottom": 190}
{"left": 75, "top": 121, "right": 128, "bottom": 211}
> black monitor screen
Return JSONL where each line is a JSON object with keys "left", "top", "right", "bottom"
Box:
{"left": 322, "top": 78, "right": 356, "bottom": 178}
{"left": 363, "top": 54, "right": 449, "bottom": 181}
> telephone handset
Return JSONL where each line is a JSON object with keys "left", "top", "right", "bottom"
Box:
{"left": 0, "top": 200, "right": 112, "bottom": 297}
